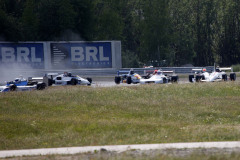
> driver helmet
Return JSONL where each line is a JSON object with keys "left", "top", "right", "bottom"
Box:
{"left": 216, "top": 66, "right": 220, "bottom": 72}
{"left": 15, "top": 78, "right": 20, "bottom": 82}
{"left": 130, "top": 69, "right": 134, "bottom": 75}
{"left": 202, "top": 68, "right": 206, "bottom": 72}
{"left": 157, "top": 70, "right": 162, "bottom": 75}
{"left": 64, "top": 72, "right": 68, "bottom": 76}
{"left": 153, "top": 70, "right": 158, "bottom": 75}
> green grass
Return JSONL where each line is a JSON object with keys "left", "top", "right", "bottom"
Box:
{"left": 1, "top": 82, "right": 240, "bottom": 150}
{"left": 232, "top": 64, "right": 240, "bottom": 72}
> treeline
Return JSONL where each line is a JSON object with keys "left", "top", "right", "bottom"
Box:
{"left": 0, "top": 0, "right": 240, "bottom": 67}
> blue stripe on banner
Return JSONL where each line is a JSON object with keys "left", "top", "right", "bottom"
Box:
{"left": 0, "top": 43, "right": 44, "bottom": 69}
{"left": 51, "top": 42, "right": 112, "bottom": 69}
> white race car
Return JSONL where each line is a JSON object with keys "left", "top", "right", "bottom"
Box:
{"left": 140, "top": 69, "right": 178, "bottom": 84}
{"left": 189, "top": 67, "right": 236, "bottom": 82}
{"left": 51, "top": 72, "right": 92, "bottom": 86}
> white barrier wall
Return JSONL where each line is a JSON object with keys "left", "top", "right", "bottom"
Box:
{"left": 0, "top": 41, "right": 122, "bottom": 70}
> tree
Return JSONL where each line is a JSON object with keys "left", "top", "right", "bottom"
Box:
{"left": 169, "top": 0, "right": 195, "bottom": 66}
{"left": 193, "top": 0, "right": 216, "bottom": 66}
{"left": 0, "top": 8, "right": 20, "bottom": 41}
{"left": 38, "top": 0, "right": 76, "bottom": 40}
{"left": 94, "top": 0, "right": 124, "bottom": 40}
{"left": 217, "top": 0, "right": 240, "bottom": 66}
{"left": 70, "top": 0, "right": 95, "bottom": 40}
{"left": 140, "top": 0, "right": 173, "bottom": 66}
{"left": 20, "top": 0, "right": 39, "bottom": 41}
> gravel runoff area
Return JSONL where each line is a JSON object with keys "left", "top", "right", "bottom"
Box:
{"left": 1, "top": 141, "right": 240, "bottom": 159}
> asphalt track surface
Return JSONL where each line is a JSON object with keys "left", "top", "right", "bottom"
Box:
{"left": 1, "top": 141, "right": 240, "bottom": 158}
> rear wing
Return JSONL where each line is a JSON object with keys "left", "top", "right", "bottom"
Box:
{"left": 117, "top": 70, "right": 130, "bottom": 76}
{"left": 28, "top": 76, "right": 50, "bottom": 86}
{"left": 47, "top": 73, "right": 59, "bottom": 76}
{"left": 162, "top": 71, "right": 174, "bottom": 73}
{"left": 144, "top": 70, "right": 175, "bottom": 75}
{"left": 219, "top": 67, "right": 233, "bottom": 72}
{"left": 28, "top": 73, "right": 59, "bottom": 87}
{"left": 191, "top": 68, "right": 209, "bottom": 73}
{"left": 192, "top": 69, "right": 203, "bottom": 71}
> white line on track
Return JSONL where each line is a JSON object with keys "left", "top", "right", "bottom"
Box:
{"left": 1, "top": 141, "right": 240, "bottom": 158}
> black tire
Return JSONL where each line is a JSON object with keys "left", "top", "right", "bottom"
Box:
{"left": 127, "top": 76, "right": 132, "bottom": 84}
{"left": 195, "top": 75, "right": 202, "bottom": 82}
{"left": 163, "top": 77, "right": 167, "bottom": 83}
{"left": 114, "top": 76, "right": 121, "bottom": 84}
{"left": 87, "top": 78, "right": 92, "bottom": 84}
{"left": 222, "top": 74, "right": 227, "bottom": 81}
{"left": 171, "top": 75, "right": 178, "bottom": 83}
{"left": 189, "top": 75, "right": 194, "bottom": 82}
{"left": 9, "top": 84, "right": 17, "bottom": 91}
{"left": 37, "top": 83, "right": 46, "bottom": 90}
{"left": 86, "top": 78, "right": 92, "bottom": 86}
{"left": 230, "top": 73, "right": 236, "bottom": 81}
{"left": 71, "top": 78, "right": 77, "bottom": 85}
{"left": 48, "top": 79, "right": 55, "bottom": 86}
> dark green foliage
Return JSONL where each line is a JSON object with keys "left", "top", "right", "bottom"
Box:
{"left": 0, "top": 8, "right": 21, "bottom": 41}
{"left": 20, "top": 0, "right": 39, "bottom": 41}
{"left": 122, "top": 50, "right": 140, "bottom": 68}
{"left": 94, "top": 0, "right": 124, "bottom": 40}
{"left": 38, "top": 0, "right": 77, "bottom": 40}
{"left": 169, "top": 0, "right": 195, "bottom": 66}
{"left": 1, "top": 0, "right": 240, "bottom": 66}
{"left": 71, "top": 0, "right": 95, "bottom": 40}
{"left": 140, "top": 0, "right": 172, "bottom": 66}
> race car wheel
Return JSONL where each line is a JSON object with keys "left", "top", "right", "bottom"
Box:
{"left": 37, "top": 83, "right": 46, "bottom": 90}
{"left": 230, "top": 73, "right": 236, "bottom": 81}
{"left": 189, "top": 75, "right": 194, "bottom": 82}
{"left": 222, "top": 74, "right": 227, "bottom": 81}
{"left": 71, "top": 78, "right": 77, "bottom": 85}
{"left": 9, "top": 84, "right": 17, "bottom": 91}
{"left": 195, "top": 75, "right": 202, "bottom": 82}
{"left": 87, "top": 78, "right": 92, "bottom": 84}
{"left": 87, "top": 78, "right": 92, "bottom": 86}
{"left": 127, "top": 76, "right": 132, "bottom": 84}
{"left": 114, "top": 76, "right": 121, "bottom": 84}
{"left": 171, "top": 75, "right": 178, "bottom": 83}
{"left": 163, "top": 77, "right": 167, "bottom": 83}
{"left": 48, "top": 79, "right": 55, "bottom": 86}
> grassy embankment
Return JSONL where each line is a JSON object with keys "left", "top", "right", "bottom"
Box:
{"left": 1, "top": 82, "right": 240, "bottom": 150}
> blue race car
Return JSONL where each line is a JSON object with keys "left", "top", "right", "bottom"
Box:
{"left": 0, "top": 76, "right": 46, "bottom": 92}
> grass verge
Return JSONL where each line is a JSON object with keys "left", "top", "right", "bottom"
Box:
{"left": 1, "top": 82, "right": 240, "bottom": 150}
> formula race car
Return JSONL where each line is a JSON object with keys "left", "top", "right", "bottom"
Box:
{"left": 0, "top": 76, "right": 46, "bottom": 92}
{"left": 189, "top": 67, "right": 236, "bottom": 82}
{"left": 51, "top": 72, "right": 92, "bottom": 86}
{"left": 114, "top": 69, "right": 142, "bottom": 84}
{"left": 140, "top": 69, "right": 178, "bottom": 84}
